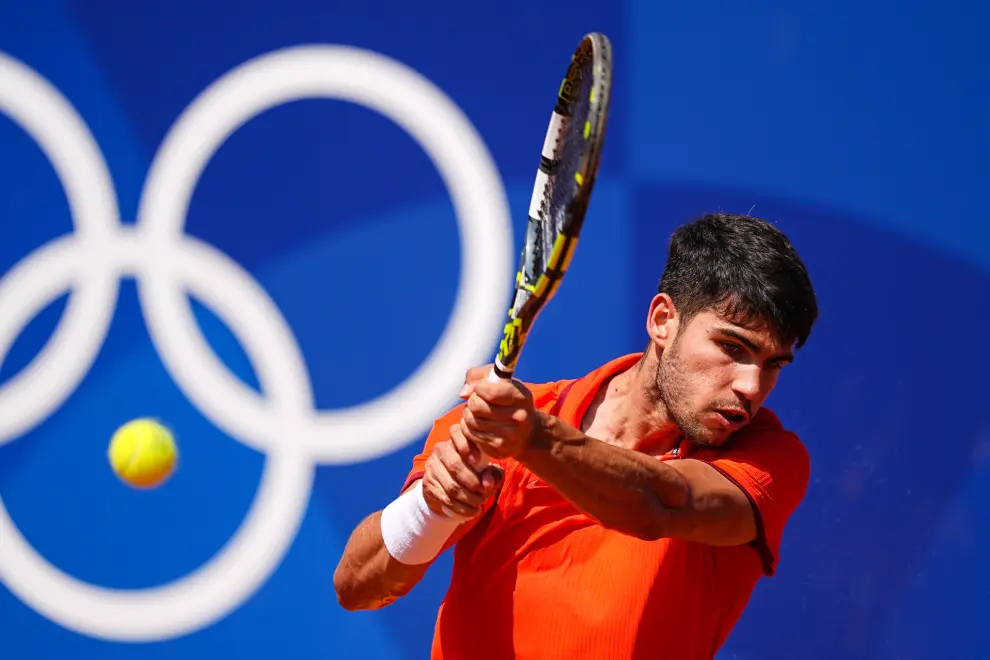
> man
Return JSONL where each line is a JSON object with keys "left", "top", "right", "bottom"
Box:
{"left": 334, "top": 213, "right": 819, "bottom": 659}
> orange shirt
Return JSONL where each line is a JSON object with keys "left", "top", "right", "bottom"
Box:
{"left": 402, "top": 354, "right": 810, "bottom": 660}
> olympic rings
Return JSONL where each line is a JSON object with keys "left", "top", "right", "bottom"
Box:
{"left": 0, "top": 45, "right": 513, "bottom": 641}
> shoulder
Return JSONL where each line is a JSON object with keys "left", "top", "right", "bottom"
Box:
{"left": 694, "top": 408, "right": 811, "bottom": 576}
{"left": 724, "top": 408, "right": 810, "bottom": 469}
{"left": 691, "top": 407, "right": 812, "bottom": 517}
{"left": 522, "top": 379, "right": 573, "bottom": 412}
{"left": 737, "top": 406, "right": 796, "bottom": 438}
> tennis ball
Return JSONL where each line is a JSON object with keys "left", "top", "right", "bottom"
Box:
{"left": 108, "top": 418, "right": 178, "bottom": 489}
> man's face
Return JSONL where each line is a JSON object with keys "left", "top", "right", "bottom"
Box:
{"left": 652, "top": 306, "right": 795, "bottom": 447}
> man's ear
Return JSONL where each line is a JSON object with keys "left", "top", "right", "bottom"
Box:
{"left": 647, "top": 293, "right": 678, "bottom": 349}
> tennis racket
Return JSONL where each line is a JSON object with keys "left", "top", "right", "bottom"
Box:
{"left": 488, "top": 32, "right": 612, "bottom": 384}
{"left": 464, "top": 32, "right": 611, "bottom": 479}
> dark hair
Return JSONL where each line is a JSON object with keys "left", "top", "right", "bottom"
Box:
{"left": 658, "top": 213, "right": 818, "bottom": 348}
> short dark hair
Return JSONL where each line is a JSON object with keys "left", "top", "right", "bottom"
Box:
{"left": 658, "top": 213, "right": 818, "bottom": 348}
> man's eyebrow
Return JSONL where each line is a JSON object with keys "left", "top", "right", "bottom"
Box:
{"left": 713, "top": 326, "right": 760, "bottom": 351}
{"left": 714, "top": 326, "right": 794, "bottom": 363}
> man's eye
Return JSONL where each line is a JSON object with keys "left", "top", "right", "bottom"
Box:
{"left": 720, "top": 341, "right": 741, "bottom": 356}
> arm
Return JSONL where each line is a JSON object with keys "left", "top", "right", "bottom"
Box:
{"left": 333, "top": 439, "right": 503, "bottom": 611}
{"left": 332, "top": 482, "right": 432, "bottom": 611}
{"left": 334, "top": 370, "right": 518, "bottom": 612}
{"left": 459, "top": 372, "right": 809, "bottom": 567}
{"left": 518, "top": 413, "right": 757, "bottom": 545}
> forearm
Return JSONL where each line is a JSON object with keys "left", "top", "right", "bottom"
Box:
{"left": 517, "top": 413, "right": 690, "bottom": 540}
{"left": 333, "top": 510, "right": 430, "bottom": 611}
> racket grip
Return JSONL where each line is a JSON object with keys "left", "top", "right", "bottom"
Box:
{"left": 470, "top": 365, "right": 507, "bottom": 470}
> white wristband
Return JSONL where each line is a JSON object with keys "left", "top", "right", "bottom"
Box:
{"left": 380, "top": 481, "right": 465, "bottom": 566}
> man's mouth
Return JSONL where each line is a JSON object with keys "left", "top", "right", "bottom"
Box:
{"left": 714, "top": 409, "right": 749, "bottom": 429}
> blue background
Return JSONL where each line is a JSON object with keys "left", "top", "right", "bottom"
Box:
{"left": 1, "top": 1, "right": 988, "bottom": 658}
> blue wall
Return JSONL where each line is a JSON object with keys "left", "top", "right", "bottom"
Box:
{"left": 0, "top": 1, "right": 987, "bottom": 658}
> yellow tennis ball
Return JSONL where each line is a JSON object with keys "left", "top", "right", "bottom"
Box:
{"left": 108, "top": 418, "right": 178, "bottom": 489}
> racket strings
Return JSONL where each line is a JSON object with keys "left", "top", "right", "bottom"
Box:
{"left": 495, "top": 33, "right": 610, "bottom": 377}
{"left": 539, "top": 74, "right": 594, "bottom": 250}
{"left": 518, "top": 42, "right": 601, "bottom": 305}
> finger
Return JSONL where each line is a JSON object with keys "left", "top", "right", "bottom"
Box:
{"left": 435, "top": 467, "right": 484, "bottom": 517}
{"left": 465, "top": 364, "right": 493, "bottom": 383}
{"left": 424, "top": 455, "right": 482, "bottom": 518}
{"left": 459, "top": 364, "right": 494, "bottom": 398}
{"left": 460, "top": 411, "right": 519, "bottom": 445}
{"left": 440, "top": 504, "right": 475, "bottom": 520}
{"left": 459, "top": 421, "right": 511, "bottom": 460}
{"left": 480, "top": 464, "right": 505, "bottom": 492}
{"left": 421, "top": 457, "right": 455, "bottom": 515}
{"left": 465, "top": 392, "right": 512, "bottom": 421}
{"left": 467, "top": 388, "right": 537, "bottom": 430}
{"left": 473, "top": 378, "right": 530, "bottom": 406}
{"left": 436, "top": 443, "right": 486, "bottom": 501}
{"left": 449, "top": 422, "right": 481, "bottom": 467}
{"left": 450, "top": 423, "right": 493, "bottom": 473}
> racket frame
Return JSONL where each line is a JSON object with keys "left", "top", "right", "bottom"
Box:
{"left": 490, "top": 32, "right": 613, "bottom": 382}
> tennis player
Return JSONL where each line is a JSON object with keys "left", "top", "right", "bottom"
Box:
{"left": 334, "top": 213, "right": 819, "bottom": 659}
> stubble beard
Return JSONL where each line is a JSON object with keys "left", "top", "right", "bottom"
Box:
{"left": 650, "top": 342, "right": 718, "bottom": 447}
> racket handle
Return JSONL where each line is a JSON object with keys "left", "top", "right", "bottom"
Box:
{"left": 470, "top": 365, "right": 508, "bottom": 470}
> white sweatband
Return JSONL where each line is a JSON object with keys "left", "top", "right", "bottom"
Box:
{"left": 380, "top": 481, "right": 465, "bottom": 565}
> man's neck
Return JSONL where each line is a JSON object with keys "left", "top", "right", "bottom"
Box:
{"left": 579, "top": 358, "right": 682, "bottom": 455}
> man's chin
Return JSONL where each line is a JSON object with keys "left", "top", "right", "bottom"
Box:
{"left": 685, "top": 425, "right": 733, "bottom": 449}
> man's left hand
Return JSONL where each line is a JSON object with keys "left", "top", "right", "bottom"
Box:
{"left": 454, "top": 374, "right": 539, "bottom": 460}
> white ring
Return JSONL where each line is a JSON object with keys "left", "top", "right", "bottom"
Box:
{"left": 0, "top": 53, "right": 120, "bottom": 445}
{"left": 136, "top": 45, "right": 513, "bottom": 462}
{"left": 0, "top": 231, "right": 316, "bottom": 641}
{"left": 0, "top": 45, "right": 513, "bottom": 641}
{"left": 139, "top": 236, "right": 314, "bottom": 452}
{"left": 0, "top": 444, "right": 314, "bottom": 641}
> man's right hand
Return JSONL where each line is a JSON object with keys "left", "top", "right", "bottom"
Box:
{"left": 458, "top": 364, "right": 494, "bottom": 399}
{"left": 422, "top": 438, "right": 504, "bottom": 518}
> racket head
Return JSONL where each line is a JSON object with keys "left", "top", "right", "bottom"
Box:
{"left": 493, "top": 32, "right": 613, "bottom": 379}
